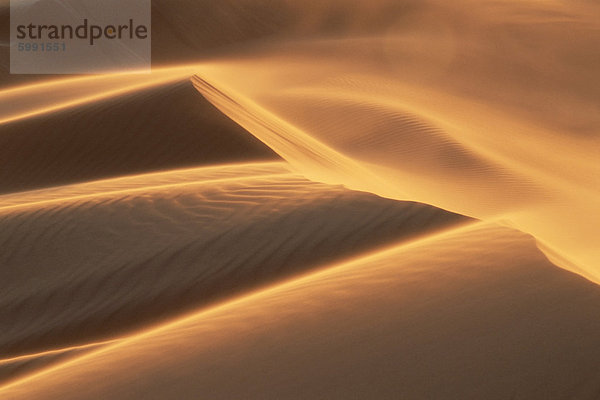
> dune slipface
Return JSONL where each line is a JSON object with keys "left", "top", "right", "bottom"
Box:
{"left": 1, "top": 0, "right": 598, "bottom": 399}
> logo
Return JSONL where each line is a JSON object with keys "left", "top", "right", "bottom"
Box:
{"left": 10, "top": 0, "right": 151, "bottom": 74}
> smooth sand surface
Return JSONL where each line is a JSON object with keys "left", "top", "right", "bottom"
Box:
{"left": 1, "top": 0, "right": 598, "bottom": 398}
{"left": 2, "top": 222, "right": 600, "bottom": 399}
{"left": 0, "top": 78, "right": 276, "bottom": 194}
{"left": 0, "top": 162, "right": 467, "bottom": 382}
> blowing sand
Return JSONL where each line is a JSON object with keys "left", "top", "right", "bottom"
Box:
{"left": 1, "top": 0, "right": 599, "bottom": 398}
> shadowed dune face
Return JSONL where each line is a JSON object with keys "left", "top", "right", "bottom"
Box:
{"left": 0, "top": 162, "right": 467, "bottom": 364}
{"left": 2, "top": 222, "right": 600, "bottom": 400}
{"left": 0, "top": 79, "right": 276, "bottom": 194}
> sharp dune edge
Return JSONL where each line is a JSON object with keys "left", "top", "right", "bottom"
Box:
{"left": 1, "top": 0, "right": 599, "bottom": 398}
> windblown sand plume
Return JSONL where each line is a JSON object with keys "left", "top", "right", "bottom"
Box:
{"left": 0, "top": 0, "right": 599, "bottom": 399}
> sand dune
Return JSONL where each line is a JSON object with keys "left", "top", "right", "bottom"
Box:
{"left": 0, "top": 77, "right": 276, "bottom": 194}
{"left": 0, "top": 66, "right": 198, "bottom": 124}
{"left": 1, "top": 0, "right": 598, "bottom": 398}
{"left": 0, "top": 341, "right": 111, "bottom": 388}
{"left": 2, "top": 222, "right": 600, "bottom": 399}
{"left": 0, "top": 162, "right": 466, "bottom": 381}
{"left": 187, "top": 0, "right": 599, "bottom": 280}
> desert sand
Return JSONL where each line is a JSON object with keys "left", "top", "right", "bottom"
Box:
{"left": 1, "top": 0, "right": 599, "bottom": 399}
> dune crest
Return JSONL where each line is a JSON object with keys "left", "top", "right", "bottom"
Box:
{"left": 188, "top": 0, "right": 599, "bottom": 281}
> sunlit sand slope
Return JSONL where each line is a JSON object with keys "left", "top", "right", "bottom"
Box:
{"left": 2, "top": 222, "right": 599, "bottom": 400}
{"left": 189, "top": 0, "right": 599, "bottom": 280}
{"left": 0, "top": 162, "right": 467, "bottom": 371}
{"left": 0, "top": 342, "right": 110, "bottom": 389}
